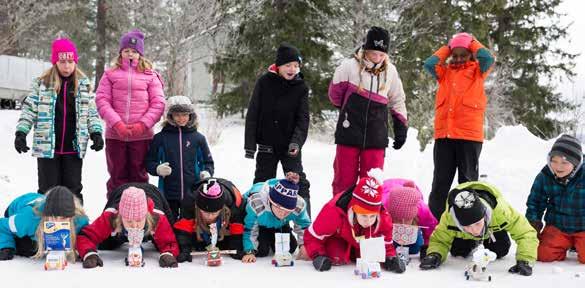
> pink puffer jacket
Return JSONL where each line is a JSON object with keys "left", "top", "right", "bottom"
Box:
{"left": 96, "top": 59, "right": 166, "bottom": 141}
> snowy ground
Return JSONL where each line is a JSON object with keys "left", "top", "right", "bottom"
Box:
{"left": 0, "top": 109, "right": 584, "bottom": 287}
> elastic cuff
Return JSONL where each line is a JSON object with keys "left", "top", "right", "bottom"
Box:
{"left": 83, "top": 251, "right": 98, "bottom": 261}
{"left": 160, "top": 252, "right": 173, "bottom": 258}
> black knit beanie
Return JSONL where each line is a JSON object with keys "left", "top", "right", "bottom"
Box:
{"left": 363, "top": 26, "right": 390, "bottom": 53}
{"left": 448, "top": 188, "right": 486, "bottom": 226}
{"left": 275, "top": 43, "right": 302, "bottom": 66}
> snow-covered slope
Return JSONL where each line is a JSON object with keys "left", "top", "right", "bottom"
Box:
{"left": 0, "top": 110, "right": 583, "bottom": 287}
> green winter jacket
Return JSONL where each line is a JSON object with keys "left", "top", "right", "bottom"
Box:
{"left": 16, "top": 76, "right": 102, "bottom": 159}
{"left": 427, "top": 181, "right": 538, "bottom": 263}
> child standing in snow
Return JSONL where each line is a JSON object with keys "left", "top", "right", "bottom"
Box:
{"left": 420, "top": 182, "right": 537, "bottom": 277}
{"left": 525, "top": 134, "right": 585, "bottom": 264}
{"left": 382, "top": 179, "right": 437, "bottom": 258}
{"left": 14, "top": 38, "right": 103, "bottom": 202}
{"left": 77, "top": 183, "right": 179, "bottom": 268}
{"left": 145, "top": 96, "right": 214, "bottom": 218}
{"left": 303, "top": 173, "right": 405, "bottom": 273}
{"left": 173, "top": 177, "right": 246, "bottom": 262}
{"left": 241, "top": 174, "right": 311, "bottom": 263}
{"left": 96, "top": 29, "right": 166, "bottom": 196}
{"left": 328, "top": 26, "right": 408, "bottom": 196}
{"left": 244, "top": 43, "right": 311, "bottom": 215}
{"left": 0, "top": 186, "right": 89, "bottom": 261}
{"left": 423, "top": 32, "right": 495, "bottom": 220}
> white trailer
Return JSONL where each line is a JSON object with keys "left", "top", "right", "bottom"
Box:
{"left": 0, "top": 55, "right": 52, "bottom": 109}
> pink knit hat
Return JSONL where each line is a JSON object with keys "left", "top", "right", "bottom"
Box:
{"left": 119, "top": 187, "right": 148, "bottom": 221}
{"left": 51, "top": 38, "right": 78, "bottom": 65}
{"left": 448, "top": 32, "right": 473, "bottom": 50}
{"left": 386, "top": 181, "right": 421, "bottom": 223}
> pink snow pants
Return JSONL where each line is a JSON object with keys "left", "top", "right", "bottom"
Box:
{"left": 332, "top": 144, "right": 385, "bottom": 195}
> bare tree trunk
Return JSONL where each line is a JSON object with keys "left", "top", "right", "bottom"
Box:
{"left": 95, "top": 0, "right": 107, "bottom": 90}
{"left": 353, "top": 0, "right": 366, "bottom": 44}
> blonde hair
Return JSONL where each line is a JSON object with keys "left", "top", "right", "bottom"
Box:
{"left": 353, "top": 48, "right": 389, "bottom": 92}
{"left": 112, "top": 213, "right": 156, "bottom": 236}
{"left": 32, "top": 196, "right": 86, "bottom": 262}
{"left": 38, "top": 65, "right": 89, "bottom": 95}
{"left": 111, "top": 55, "right": 154, "bottom": 72}
{"left": 194, "top": 206, "right": 231, "bottom": 242}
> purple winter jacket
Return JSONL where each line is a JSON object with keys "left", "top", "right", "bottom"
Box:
{"left": 96, "top": 59, "right": 166, "bottom": 141}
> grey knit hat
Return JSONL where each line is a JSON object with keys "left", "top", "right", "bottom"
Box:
{"left": 43, "top": 186, "right": 76, "bottom": 217}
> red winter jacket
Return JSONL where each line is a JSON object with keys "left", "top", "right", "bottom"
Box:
{"left": 304, "top": 191, "right": 396, "bottom": 264}
{"left": 76, "top": 208, "right": 179, "bottom": 259}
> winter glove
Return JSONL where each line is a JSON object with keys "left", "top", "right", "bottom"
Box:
{"left": 245, "top": 149, "right": 255, "bottom": 159}
{"left": 530, "top": 221, "right": 543, "bottom": 234}
{"left": 508, "top": 260, "right": 532, "bottom": 276}
{"left": 14, "top": 131, "right": 29, "bottom": 154}
{"left": 177, "top": 251, "right": 192, "bottom": 263}
{"left": 113, "top": 121, "right": 130, "bottom": 138}
{"left": 419, "top": 245, "right": 428, "bottom": 259}
{"left": 159, "top": 253, "right": 178, "bottom": 268}
{"left": 383, "top": 256, "right": 406, "bottom": 273}
{"left": 391, "top": 114, "right": 407, "bottom": 150}
{"left": 90, "top": 133, "right": 104, "bottom": 151}
{"left": 82, "top": 253, "right": 103, "bottom": 268}
{"left": 419, "top": 252, "right": 442, "bottom": 270}
{"left": 200, "top": 170, "right": 211, "bottom": 179}
{"left": 0, "top": 248, "right": 15, "bottom": 261}
{"left": 156, "top": 162, "right": 172, "bottom": 177}
{"left": 129, "top": 122, "right": 146, "bottom": 137}
{"left": 288, "top": 143, "right": 300, "bottom": 157}
{"left": 312, "top": 255, "right": 332, "bottom": 272}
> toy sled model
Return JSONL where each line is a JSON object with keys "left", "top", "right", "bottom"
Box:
{"left": 125, "top": 228, "right": 145, "bottom": 267}
{"left": 354, "top": 236, "right": 385, "bottom": 279}
{"left": 272, "top": 233, "right": 293, "bottom": 267}
{"left": 191, "top": 249, "right": 237, "bottom": 266}
{"left": 464, "top": 246, "right": 496, "bottom": 281}
{"left": 43, "top": 221, "right": 71, "bottom": 271}
{"left": 354, "top": 258, "right": 381, "bottom": 279}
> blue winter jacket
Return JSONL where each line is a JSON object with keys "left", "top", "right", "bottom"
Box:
{"left": 526, "top": 163, "right": 585, "bottom": 233}
{"left": 242, "top": 179, "right": 311, "bottom": 253}
{"left": 0, "top": 193, "right": 89, "bottom": 249}
{"left": 145, "top": 125, "right": 214, "bottom": 201}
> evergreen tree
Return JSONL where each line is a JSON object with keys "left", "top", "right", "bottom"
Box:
{"left": 395, "top": 0, "right": 577, "bottom": 145}
{"left": 209, "top": 0, "right": 336, "bottom": 118}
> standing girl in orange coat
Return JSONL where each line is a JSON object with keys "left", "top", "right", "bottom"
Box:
{"left": 423, "top": 33, "right": 495, "bottom": 222}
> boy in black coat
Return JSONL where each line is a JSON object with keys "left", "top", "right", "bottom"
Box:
{"left": 244, "top": 43, "right": 311, "bottom": 215}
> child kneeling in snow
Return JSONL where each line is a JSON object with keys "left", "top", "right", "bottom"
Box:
{"left": 303, "top": 174, "right": 406, "bottom": 273}
{"left": 241, "top": 173, "right": 311, "bottom": 263}
{"left": 76, "top": 183, "right": 179, "bottom": 268}
{"left": 145, "top": 96, "right": 214, "bottom": 220}
{"left": 525, "top": 134, "right": 585, "bottom": 263}
{"left": 383, "top": 179, "right": 437, "bottom": 258}
{"left": 173, "top": 177, "right": 246, "bottom": 262}
{"left": 420, "top": 181, "right": 537, "bottom": 276}
{"left": 0, "top": 186, "right": 88, "bottom": 261}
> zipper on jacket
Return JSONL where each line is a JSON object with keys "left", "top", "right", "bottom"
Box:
{"left": 362, "top": 75, "right": 374, "bottom": 149}
{"left": 125, "top": 63, "right": 133, "bottom": 141}
{"left": 60, "top": 80, "right": 68, "bottom": 153}
{"left": 179, "top": 127, "right": 185, "bottom": 201}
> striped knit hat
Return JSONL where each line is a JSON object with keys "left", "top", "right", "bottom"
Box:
{"left": 549, "top": 134, "right": 582, "bottom": 167}
{"left": 349, "top": 177, "right": 383, "bottom": 214}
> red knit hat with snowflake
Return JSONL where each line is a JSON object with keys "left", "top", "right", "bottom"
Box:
{"left": 349, "top": 176, "right": 383, "bottom": 215}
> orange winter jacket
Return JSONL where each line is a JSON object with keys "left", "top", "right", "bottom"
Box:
{"left": 423, "top": 41, "right": 495, "bottom": 142}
